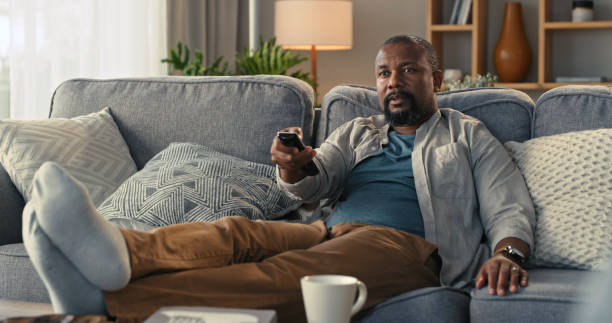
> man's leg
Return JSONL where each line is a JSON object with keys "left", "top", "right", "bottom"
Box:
{"left": 123, "top": 217, "right": 328, "bottom": 280}
{"left": 104, "top": 223, "right": 440, "bottom": 323}
{"left": 27, "top": 161, "right": 328, "bottom": 313}
{"left": 22, "top": 202, "right": 106, "bottom": 314}
{"left": 30, "top": 162, "right": 130, "bottom": 290}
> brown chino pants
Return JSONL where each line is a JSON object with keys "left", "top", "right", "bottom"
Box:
{"left": 103, "top": 217, "right": 441, "bottom": 323}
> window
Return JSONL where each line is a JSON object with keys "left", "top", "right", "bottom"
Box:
{"left": 0, "top": 0, "right": 8, "bottom": 119}
{"left": 3, "top": 0, "right": 166, "bottom": 120}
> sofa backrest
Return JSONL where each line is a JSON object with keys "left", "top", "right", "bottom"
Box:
{"left": 50, "top": 76, "right": 315, "bottom": 168}
{"left": 316, "top": 85, "right": 534, "bottom": 147}
{"left": 533, "top": 85, "right": 612, "bottom": 138}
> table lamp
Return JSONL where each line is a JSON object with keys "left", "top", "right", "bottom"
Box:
{"left": 274, "top": 0, "right": 353, "bottom": 96}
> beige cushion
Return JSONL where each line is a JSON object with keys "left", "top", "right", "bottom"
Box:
{"left": 505, "top": 129, "right": 612, "bottom": 269}
{"left": 0, "top": 107, "right": 137, "bottom": 206}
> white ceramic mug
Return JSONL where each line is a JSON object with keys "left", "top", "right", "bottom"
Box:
{"left": 300, "top": 275, "right": 368, "bottom": 323}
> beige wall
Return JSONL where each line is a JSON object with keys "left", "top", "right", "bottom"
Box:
{"left": 260, "top": 0, "right": 612, "bottom": 100}
{"left": 260, "top": 0, "right": 427, "bottom": 101}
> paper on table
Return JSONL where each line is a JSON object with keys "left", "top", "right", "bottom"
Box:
{"left": 157, "top": 309, "right": 257, "bottom": 323}
{"left": 145, "top": 306, "right": 277, "bottom": 323}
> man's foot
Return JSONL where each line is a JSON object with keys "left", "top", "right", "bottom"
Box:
{"left": 31, "top": 162, "right": 131, "bottom": 290}
{"left": 23, "top": 202, "right": 107, "bottom": 314}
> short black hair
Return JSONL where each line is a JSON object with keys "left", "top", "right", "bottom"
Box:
{"left": 382, "top": 35, "right": 439, "bottom": 72}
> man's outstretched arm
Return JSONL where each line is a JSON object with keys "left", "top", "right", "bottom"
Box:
{"left": 270, "top": 127, "right": 316, "bottom": 184}
{"left": 272, "top": 122, "right": 356, "bottom": 204}
{"left": 468, "top": 121, "right": 535, "bottom": 296}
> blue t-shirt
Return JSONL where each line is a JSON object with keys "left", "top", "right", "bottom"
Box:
{"left": 326, "top": 131, "right": 424, "bottom": 237}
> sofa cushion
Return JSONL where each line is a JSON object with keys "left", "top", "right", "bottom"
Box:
{"left": 569, "top": 261, "right": 612, "bottom": 323}
{"left": 354, "top": 286, "right": 469, "bottom": 323}
{"left": 0, "top": 107, "right": 137, "bottom": 207}
{"left": 317, "top": 86, "right": 534, "bottom": 146}
{"left": 0, "top": 164, "right": 24, "bottom": 245}
{"left": 0, "top": 243, "right": 49, "bottom": 303}
{"left": 99, "top": 143, "right": 301, "bottom": 229}
{"left": 533, "top": 85, "right": 612, "bottom": 138}
{"left": 505, "top": 129, "right": 612, "bottom": 269}
{"left": 470, "top": 268, "right": 587, "bottom": 323}
{"left": 49, "top": 76, "right": 315, "bottom": 168}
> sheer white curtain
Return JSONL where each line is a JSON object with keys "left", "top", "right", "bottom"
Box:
{"left": 8, "top": 0, "right": 167, "bottom": 120}
{"left": 0, "top": 0, "right": 9, "bottom": 119}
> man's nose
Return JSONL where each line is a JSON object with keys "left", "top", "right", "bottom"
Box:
{"left": 388, "top": 71, "right": 403, "bottom": 89}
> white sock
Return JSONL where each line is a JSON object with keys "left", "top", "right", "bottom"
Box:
{"left": 22, "top": 202, "right": 107, "bottom": 314}
{"left": 31, "top": 162, "right": 131, "bottom": 291}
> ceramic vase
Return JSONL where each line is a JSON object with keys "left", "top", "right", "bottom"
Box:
{"left": 493, "top": 2, "right": 532, "bottom": 82}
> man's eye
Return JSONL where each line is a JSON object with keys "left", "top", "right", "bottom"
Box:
{"left": 403, "top": 67, "right": 416, "bottom": 73}
{"left": 378, "top": 71, "right": 390, "bottom": 77}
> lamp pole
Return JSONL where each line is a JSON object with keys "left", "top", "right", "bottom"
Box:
{"left": 249, "top": 0, "right": 260, "bottom": 51}
{"left": 310, "top": 45, "right": 317, "bottom": 94}
{"left": 274, "top": 0, "right": 353, "bottom": 103}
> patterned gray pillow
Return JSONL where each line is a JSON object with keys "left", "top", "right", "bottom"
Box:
{"left": 0, "top": 107, "right": 137, "bottom": 206}
{"left": 98, "top": 143, "right": 301, "bottom": 228}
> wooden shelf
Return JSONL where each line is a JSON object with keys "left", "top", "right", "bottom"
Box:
{"left": 496, "top": 82, "right": 612, "bottom": 90}
{"left": 430, "top": 24, "right": 473, "bottom": 32}
{"left": 538, "top": 0, "right": 612, "bottom": 88}
{"left": 543, "top": 21, "right": 612, "bottom": 30}
{"left": 427, "top": 0, "right": 487, "bottom": 77}
{"left": 494, "top": 82, "right": 542, "bottom": 90}
{"left": 429, "top": 0, "right": 612, "bottom": 91}
{"left": 541, "top": 82, "right": 612, "bottom": 89}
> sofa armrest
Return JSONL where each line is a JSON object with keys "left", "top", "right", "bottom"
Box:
{"left": 0, "top": 163, "right": 25, "bottom": 245}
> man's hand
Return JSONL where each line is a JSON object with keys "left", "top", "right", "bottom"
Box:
{"left": 270, "top": 127, "right": 316, "bottom": 184}
{"left": 475, "top": 254, "right": 529, "bottom": 296}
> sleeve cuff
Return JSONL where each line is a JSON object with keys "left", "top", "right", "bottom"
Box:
{"left": 275, "top": 166, "right": 317, "bottom": 201}
{"left": 489, "top": 225, "right": 534, "bottom": 257}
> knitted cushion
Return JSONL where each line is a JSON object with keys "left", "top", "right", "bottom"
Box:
{"left": 98, "top": 143, "right": 301, "bottom": 228}
{"left": 505, "top": 129, "right": 612, "bottom": 269}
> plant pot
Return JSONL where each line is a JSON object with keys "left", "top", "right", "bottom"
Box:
{"left": 493, "top": 2, "right": 532, "bottom": 83}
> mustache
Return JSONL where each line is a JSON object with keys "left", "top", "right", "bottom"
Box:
{"left": 383, "top": 90, "right": 415, "bottom": 108}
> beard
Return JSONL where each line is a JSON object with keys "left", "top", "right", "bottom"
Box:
{"left": 383, "top": 90, "right": 433, "bottom": 127}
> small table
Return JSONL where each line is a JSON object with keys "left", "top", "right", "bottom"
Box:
{"left": 0, "top": 299, "right": 53, "bottom": 320}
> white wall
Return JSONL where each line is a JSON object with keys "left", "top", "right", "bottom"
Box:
{"left": 260, "top": 0, "right": 612, "bottom": 100}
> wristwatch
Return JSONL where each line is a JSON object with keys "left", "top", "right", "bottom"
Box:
{"left": 497, "top": 245, "right": 526, "bottom": 265}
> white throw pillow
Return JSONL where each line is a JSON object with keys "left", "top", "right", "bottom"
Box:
{"left": 0, "top": 107, "right": 137, "bottom": 206}
{"left": 505, "top": 129, "right": 612, "bottom": 269}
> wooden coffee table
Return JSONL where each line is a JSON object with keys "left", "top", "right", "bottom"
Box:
{"left": 0, "top": 299, "right": 53, "bottom": 320}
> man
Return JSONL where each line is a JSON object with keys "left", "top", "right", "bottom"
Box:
{"left": 23, "top": 35, "right": 534, "bottom": 322}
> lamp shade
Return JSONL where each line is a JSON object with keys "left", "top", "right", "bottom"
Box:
{"left": 275, "top": 0, "right": 353, "bottom": 50}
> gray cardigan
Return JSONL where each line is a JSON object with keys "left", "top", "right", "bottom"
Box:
{"left": 278, "top": 109, "right": 535, "bottom": 287}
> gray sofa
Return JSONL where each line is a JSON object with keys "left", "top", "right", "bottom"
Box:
{"left": 0, "top": 75, "right": 610, "bottom": 322}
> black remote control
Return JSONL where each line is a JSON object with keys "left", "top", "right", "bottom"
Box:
{"left": 277, "top": 132, "right": 320, "bottom": 176}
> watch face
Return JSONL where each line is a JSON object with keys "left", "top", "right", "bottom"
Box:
{"left": 504, "top": 246, "right": 525, "bottom": 264}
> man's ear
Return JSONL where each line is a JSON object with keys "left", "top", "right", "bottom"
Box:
{"left": 432, "top": 70, "right": 443, "bottom": 93}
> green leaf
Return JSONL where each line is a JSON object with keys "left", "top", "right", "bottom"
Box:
{"left": 183, "top": 45, "right": 190, "bottom": 68}
{"left": 271, "top": 46, "right": 280, "bottom": 73}
{"left": 261, "top": 39, "right": 269, "bottom": 73}
{"left": 250, "top": 49, "right": 261, "bottom": 73}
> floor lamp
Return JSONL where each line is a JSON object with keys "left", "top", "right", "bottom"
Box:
{"left": 274, "top": 0, "right": 353, "bottom": 99}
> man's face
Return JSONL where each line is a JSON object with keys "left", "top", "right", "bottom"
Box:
{"left": 375, "top": 43, "right": 442, "bottom": 127}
